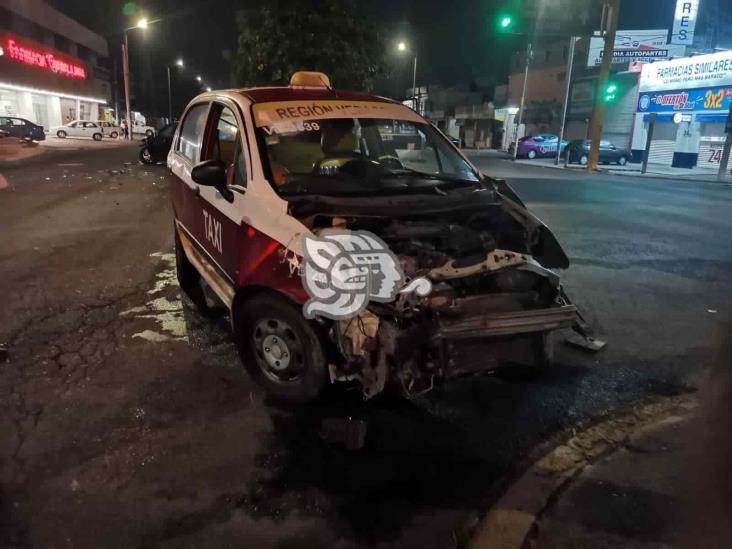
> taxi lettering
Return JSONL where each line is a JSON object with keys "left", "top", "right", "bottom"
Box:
{"left": 203, "top": 210, "right": 222, "bottom": 253}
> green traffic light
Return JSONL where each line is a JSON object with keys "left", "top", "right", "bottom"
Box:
{"left": 603, "top": 82, "right": 618, "bottom": 102}
{"left": 500, "top": 16, "right": 513, "bottom": 28}
{"left": 607, "top": 84, "right": 618, "bottom": 93}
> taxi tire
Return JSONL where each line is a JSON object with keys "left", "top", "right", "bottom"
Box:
{"left": 57, "top": 130, "right": 67, "bottom": 138}
{"left": 527, "top": 150, "right": 537, "bottom": 159}
{"left": 92, "top": 133, "right": 103, "bottom": 141}
{"left": 235, "top": 293, "right": 328, "bottom": 403}
{"left": 174, "top": 230, "right": 211, "bottom": 316}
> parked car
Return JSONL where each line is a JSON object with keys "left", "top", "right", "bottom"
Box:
{"left": 96, "top": 121, "right": 120, "bottom": 139}
{"left": 168, "top": 71, "right": 598, "bottom": 403}
{"left": 0, "top": 116, "right": 46, "bottom": 142}
{"left": 131, "top": 120, "right": 156, "bottom": 138}
{"left": 51, "top": 120, "right": 105, "bottom": 141}
{"left": 139, "top": 122, "right": 177, "bottom": 164}
{"left": 514, "top": 133, "right": 568, "bottom": 159}
{"left": 564, "top": 139, "right": 630, "bottom": 165}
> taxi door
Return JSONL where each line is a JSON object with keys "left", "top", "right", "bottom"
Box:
{"left": 169, "top": 99, "right": 251, "bottom": 307}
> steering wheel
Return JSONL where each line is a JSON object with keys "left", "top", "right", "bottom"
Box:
{"left": 378, "top": 155, "right": 404, "bottom": 170}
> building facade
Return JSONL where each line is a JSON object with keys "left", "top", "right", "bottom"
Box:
{"left": 0, "top": 0, "right": 111, "bottom": 130}
{"left": 631, "top": 50, "right": 732, "bottom": 169}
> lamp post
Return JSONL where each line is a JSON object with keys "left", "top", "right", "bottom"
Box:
{"left": 397, "top": 41, "right": 418, "bottom": 113}
{"left": 122, "top": 17, "right": 150, "bottom": 139}
{"left": 167, "top": 58, "right": 183, "bottom": 121}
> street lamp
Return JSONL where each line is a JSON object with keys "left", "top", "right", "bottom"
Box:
{"left": 176, "top": 58, "right": 184, "bottom": 68}
{"left": 196, "top": 75, "right": 202, "bottom": 82}
{"left": 396, "top": 41, "right": 418, "bottom": 113}
{"left": 122, "top": 16, "right": 157, "bottom": 139}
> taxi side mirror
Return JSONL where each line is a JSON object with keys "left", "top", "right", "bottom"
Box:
{"left": 191, "top": 160, "right": 233, "bottom": 201}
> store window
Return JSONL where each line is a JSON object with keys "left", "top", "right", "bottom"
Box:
{"left": 0, "top": 89, "right": 20, "bottom": 117}
{"left": 31, "top": 95, "right": 50, "bottom": 130}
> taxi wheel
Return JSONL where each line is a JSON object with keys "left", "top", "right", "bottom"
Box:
{"left": 92, "top": 133, "right": 103, "bottom": 141}
{"left": 174, "top": 230, "right": 211, "bottom": 316}
{"left": 527, "top": 150, "right": 537, "bottom": 159}
{"left": 234, "top": 293, "right": 327, "bottom": 403}
{"left": 110, "top": 131, "right": 119, "bottom": 139}
{"left": 57, "top": 130, "right": 67, "bottom": 138}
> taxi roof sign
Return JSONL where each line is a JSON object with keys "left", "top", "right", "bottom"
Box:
{"left": 289, "top": 71, "right": 331, "bottom": 89}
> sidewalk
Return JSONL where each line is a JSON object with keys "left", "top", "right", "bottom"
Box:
{"left": 532, "top": 415, "right": 692, "bottom": 547}
{"left": 511, "top": 156, "right": 731, "bottom": 183}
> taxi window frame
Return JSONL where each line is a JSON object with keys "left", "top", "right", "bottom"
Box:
{"left": 175, "top": 101, "right": 212, "bottom": 166}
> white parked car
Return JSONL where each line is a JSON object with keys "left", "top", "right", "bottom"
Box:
{"left": 52, "top": 120, "right": 105, "bottom": 141}
{"left": 96, "top": 121, "right": 121, "bottom": 139}
{"left": 131, "top": 120, "right": 155, "bottom": 137}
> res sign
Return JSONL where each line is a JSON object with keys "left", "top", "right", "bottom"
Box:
{"left": 671, "top": 0, "right": 699, "bottom": 45}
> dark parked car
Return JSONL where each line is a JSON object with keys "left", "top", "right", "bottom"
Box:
{"left": 139, "top": 122, "right": 177, "bottom": 164}
{"left": 0, "top": 117, "right": 46, "bottom": 142}
{"left": 565, "top": 139, "right": 630, "bottom": 166}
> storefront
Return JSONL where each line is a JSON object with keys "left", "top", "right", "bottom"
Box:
{"left": 631, "top": 50, "right": 732, "bottom": 168}
{"left": 0, "top": 32, "right": 106, "bottom": 130}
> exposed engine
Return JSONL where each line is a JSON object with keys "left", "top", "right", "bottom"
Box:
{"left": 288, "top": 183, "right": 587, "bottom": 399}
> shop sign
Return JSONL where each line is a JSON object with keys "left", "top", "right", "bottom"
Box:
{"left": 2, "top": 34, "right": 86, "bottom": 79}
{"left": 638, "top": 87, "right": 732, "bottom": 113}
{"left": 639, "top": 50, "right": 732, "bottom": 93}
{"left": 670, "top": 0, "right": 699, "bottom": 45}
{"left": 586, "top": 29, "right": 685, "bottom": 68}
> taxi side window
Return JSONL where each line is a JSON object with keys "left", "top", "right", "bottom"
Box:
{"left": 204, "top": 104, "right": 247, "bottom": 188}
{"left": 177, "top": 103, "right": 209, "bottom": 162}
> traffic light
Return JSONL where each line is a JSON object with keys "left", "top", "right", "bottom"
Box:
{"left": 497, "top": 13, "right": 514, "bottom": 31}
{"left": 604, "top": 82, "right": 618, "bottom": 103}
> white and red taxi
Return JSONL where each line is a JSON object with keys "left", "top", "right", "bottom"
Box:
{"left": 168, "top": 72, "right": 596, "bottom": 402}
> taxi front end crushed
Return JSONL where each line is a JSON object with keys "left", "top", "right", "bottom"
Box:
{"left": 288, "top": 179, "right": 598, "bottom": 399}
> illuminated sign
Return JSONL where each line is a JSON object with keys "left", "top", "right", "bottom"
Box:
{"left": 637, "top": 88, "right": 732, "bottom": 113}
{"left": 639, "top": 50, "right": 732, "bottom": 93}
{"left": 586, "top": 29, "right": 685, "bottom": 68}
{"left": 3, "top": 35, "right": 86, "bottom": 79}
{"left": 671, "top": 0, "right": 699, "bottom": 45}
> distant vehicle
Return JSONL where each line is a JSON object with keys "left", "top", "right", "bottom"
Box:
{"left": 564, "top": 139, "right": 630, "bottom": 166}
{"left": 131, "top": 120, "right": 155, "bottom": 138}
{"left": 51, "top": 120, "right": 105, "bottom": 141}
{"left": 0, "top": 129, "right": 9, "bottom": 138}
{"left": 139, "top": 122, "right": 177, "bottom": 164}
{"left": 513, "top": 133, "right": 568, "bottom": 159}
{"left": 0, "top": 116, "right": 46, "bottom": 142}
{"left": 96, "top": 121, "right": 120, "bottom": 139}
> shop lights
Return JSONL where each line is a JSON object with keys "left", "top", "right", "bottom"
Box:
{"left": 0, "top": 82, "right": 106, "bottom": 104}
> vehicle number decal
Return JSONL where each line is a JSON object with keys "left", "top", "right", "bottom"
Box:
{"left": 262, "top": 121, "right": 321, "bottom": 135}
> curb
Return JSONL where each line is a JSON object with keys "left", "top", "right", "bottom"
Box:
{"left": 467, "top": 392, "right": 698, "bottom": 549}
{"left": 503, "top": 157, "right": 731, "bottom": 185}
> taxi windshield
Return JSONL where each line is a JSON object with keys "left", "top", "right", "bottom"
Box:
{"left": 256, "top": 116, "right": 479, "bottom": 195}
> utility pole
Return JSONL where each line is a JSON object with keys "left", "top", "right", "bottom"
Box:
{"left": 411, "top": 55, "right": 418, "bottom": 113}
{"left": 717, "top": 102, "right": 732, "bottom": 181}
{"left": 555, "top": 36, "right": 578, "bottom": 165}
{"left": 167, "top": 66, "right": 172, "bottom": 122}
{"left": 513, "top": 41, "right": 532, "bottom": 161}
{"left": 122, "top": 33, "right": 132, "bottom": 139}
{"left": 587, "top": 0, "right": 620, "bottom": 171}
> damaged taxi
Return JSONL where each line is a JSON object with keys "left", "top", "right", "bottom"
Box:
{"left": 168, "top": 71, "right": 601, "bottom": 402}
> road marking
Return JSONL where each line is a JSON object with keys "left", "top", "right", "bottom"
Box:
{"left": 57, "top": 163, "right": 85, "bottom": 166}
{"left": 0, "top": 174, "right": 8, "bottom": 190}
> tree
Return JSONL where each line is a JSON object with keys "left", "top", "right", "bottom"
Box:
{"left": 229, "top": 0, "right": 386, "bottom": 91}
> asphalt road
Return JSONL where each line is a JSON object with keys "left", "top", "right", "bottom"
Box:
{"left": 1, "top": 146, "right": 730, "bottom": 548}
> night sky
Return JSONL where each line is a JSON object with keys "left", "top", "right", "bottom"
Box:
{"left": 48, "top": 0, "right": 678, "bottom": 118}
